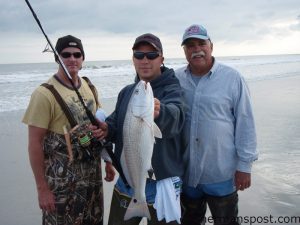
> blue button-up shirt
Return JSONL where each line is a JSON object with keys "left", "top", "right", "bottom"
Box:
{"left": 175, "top": 59, "right": 258, "bottom": 186}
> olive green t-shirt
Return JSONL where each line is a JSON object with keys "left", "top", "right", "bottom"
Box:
{"left": 22, "top": 76, "right": 98, "bottom": 134}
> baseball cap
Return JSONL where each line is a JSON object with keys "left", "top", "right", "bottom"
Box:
{"left": 132, "top": 33, "right": 163, "bottom": 53}
{"left": 181, "top": 24, "right": 210, "bottom": 45}
{"left": 55, "top": 35, "right": 85, "bottom": 60}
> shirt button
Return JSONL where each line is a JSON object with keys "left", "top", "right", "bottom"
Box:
{"left": 195, "top": 138, "right": 199, "bottom": 142}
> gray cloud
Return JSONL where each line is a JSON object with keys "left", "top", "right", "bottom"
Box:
{"left": 0, "top": 0, "right": 299, "bottom": 63}
{"left": 1, "top": 0, "right": 299, "bottom": 37}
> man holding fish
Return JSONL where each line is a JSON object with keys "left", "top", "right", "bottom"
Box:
{"left": 96, "top": 33, "right": 187, "bottom": 224}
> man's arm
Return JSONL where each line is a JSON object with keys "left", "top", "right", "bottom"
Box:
{"left": 154, "top": 84, "right": 185, "bottom": 138}
{"left": 233, "top": 76, "right": 258, "bottom": 191}
{"left": 28, "top": 125, "right": 55, "bottom": 212}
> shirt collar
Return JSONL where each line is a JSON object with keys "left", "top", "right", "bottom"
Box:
{"left": 209, "top": 57, "right": 220, "bottom": 78}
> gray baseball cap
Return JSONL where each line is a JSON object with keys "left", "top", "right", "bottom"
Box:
{"left": 181, "top": 24, "right": 210, "bottom": 45}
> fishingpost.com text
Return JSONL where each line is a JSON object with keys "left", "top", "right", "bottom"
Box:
{"left": 203, "top": 215, "right": 300, "bottom": 224}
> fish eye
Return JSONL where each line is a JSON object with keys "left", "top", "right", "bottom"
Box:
{"left": 134, "top": 89, "right": 139, "bottom": 95}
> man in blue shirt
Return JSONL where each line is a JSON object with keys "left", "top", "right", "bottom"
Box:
{"left": 175, "top": 24, "right": 258, "bottom": 225}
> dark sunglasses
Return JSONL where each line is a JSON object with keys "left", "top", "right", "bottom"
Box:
{"left": 133, "top": 51, "right": 160, "bottom": 60}
{"left": 60, "top": 52, "right": 82, "bottom": 59}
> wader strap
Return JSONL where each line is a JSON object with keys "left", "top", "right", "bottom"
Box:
{"left": 41, "top": 83, "right": 129, "bottom": 186}
{"left": 41, "top": 83, "right": 78, "bottom": 128}
{"left": 82, "top": 76, "right": 101, "bottom": 108}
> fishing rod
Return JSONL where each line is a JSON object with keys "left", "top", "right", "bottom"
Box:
{"left": 24, "top": 0, "right": 96, "bottom": 125}
{"left": 24, "top": 0, "right": 129, "bottom": 186}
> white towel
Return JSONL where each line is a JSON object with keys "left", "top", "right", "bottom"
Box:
{"left": 95, "top": 109, "right": 112, "bottom": 162}
{"left": 154, "top": 177, "right": 181, "bottom": 224}
{"left": 95, "top": 108, "right": 107, "bottom": 122}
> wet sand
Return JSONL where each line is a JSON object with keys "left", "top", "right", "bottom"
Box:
{"left": 0, "top": 76, "right": 299, "bottom": 224}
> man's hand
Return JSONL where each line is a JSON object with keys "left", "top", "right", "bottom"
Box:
{"left": 89, "top": 119, "right": 108, "bottom": 140}
{"left": 235, "top": 171, "right": 251, "bottom": 191}
{"left": 37, "top": 185, "right": 56, "bottom": 212}
{"left": 104, "top": 162, "right": 116, "bottom": 182}
{"left": 154, "top": 98, "right": 160, "bottom": 119}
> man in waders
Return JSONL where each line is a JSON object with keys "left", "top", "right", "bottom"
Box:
{"left": 23, "top": 35, "right": 115, "bottom": 225}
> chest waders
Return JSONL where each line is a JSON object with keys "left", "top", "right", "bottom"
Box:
{"left": 41, "top": 82, "right": 102, "bottom": 161}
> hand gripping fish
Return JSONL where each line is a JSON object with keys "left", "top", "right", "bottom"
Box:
{"left": 121, "top": 80, "right": 162, "bottom": 220}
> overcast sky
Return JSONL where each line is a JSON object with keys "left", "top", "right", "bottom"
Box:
{"left": 1, "top": 0, "right": 299, "bottom": 64}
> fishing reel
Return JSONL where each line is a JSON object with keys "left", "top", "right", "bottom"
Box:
{"left": 75, "top": 130, "right": 113, "bottom": 162}
{"left": 78, "top": 130, "right": 93, "bottom": 147}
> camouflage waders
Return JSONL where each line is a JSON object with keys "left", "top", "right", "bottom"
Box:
{"left": 42, "top": 125, "right": 103, "bottom": 225}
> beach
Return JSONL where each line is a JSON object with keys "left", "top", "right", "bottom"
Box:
{"left": 0, "top": 74, "right": 299, "bottom": 224}
{"left": 239, "top": 76, "right": 300, "bottom": 219}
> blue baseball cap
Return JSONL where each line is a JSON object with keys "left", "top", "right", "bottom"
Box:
{"left": 181, "top": 24, "right": 210, "bottom": 45}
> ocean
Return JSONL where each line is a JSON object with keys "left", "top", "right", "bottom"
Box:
{"left": 0, "top": 54, "right": 299, "bottom": 224}
{"left": 1, "top": 54, "right": 300, "bottom": 112}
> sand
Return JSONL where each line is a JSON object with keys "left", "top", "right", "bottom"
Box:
{"left": 0, "top": 76, "right": 299, "bottom": 225}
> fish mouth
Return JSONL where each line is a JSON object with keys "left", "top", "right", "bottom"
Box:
{"left": 144, "top": 82, "right": 149, "bottom": 89}
{"left": 138, "top": 80, "right": 149, "bottom": 90}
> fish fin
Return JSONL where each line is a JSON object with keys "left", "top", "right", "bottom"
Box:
{"left": 152, "top": 173, "right": 156, "bottom": 180}
{"left": 147, "top": 168, "right": 156, "bottom": 180}
{"left": 143, "top": 117, "right": 152, "bottom": 129}
{"left": 147, "top": 168, "right": 154, "bottom": 179}
{"left": 153, "top": 122, "right": 162, "bottom": 138}
{"left": 141, "top": 116, "right": 161, "bottom": 139}
{"left": 124, "top": 199, "right": 151, "bottom": 221}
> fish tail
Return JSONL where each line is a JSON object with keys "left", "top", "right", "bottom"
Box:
{"left": 124, "top": 199, "right": 151, "bottom": 221}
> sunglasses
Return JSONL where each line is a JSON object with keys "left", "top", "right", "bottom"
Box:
{"left": 60, "top": 52, "right": 82, "bottom": 59}
{"left": 133, "top": 51, "right": 160, "bottom": 60}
